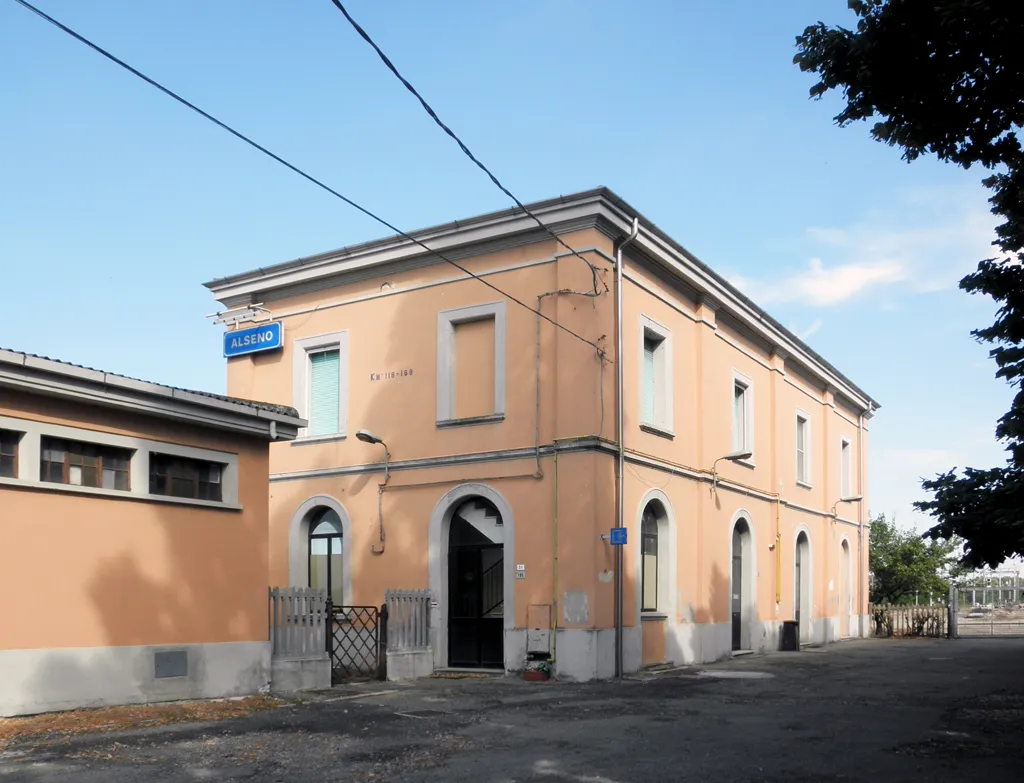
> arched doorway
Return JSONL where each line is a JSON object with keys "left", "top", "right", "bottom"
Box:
{"left": 288, "top": 495, "right": 352, "bottom": 606}
{"left": 636, "top": 492, "right": 677, "bottom": 666}
{"left": 447, "top": 498, "right": 504, "bottom": 668}
{"left": 308, "top": 507, "right": 343, "bottom": 605}
{"left": 840, "top": 539, "right": 852, "bottom": 638}
{"left": 731, "top": 517, "right": 754, "bottom": 651}
{"left": 795, "top": 531, "right": 811, "bottom": 643}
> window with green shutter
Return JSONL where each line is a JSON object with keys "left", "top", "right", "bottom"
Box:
{"left": 308, "top": 349, "right": 341, "bottom": 436}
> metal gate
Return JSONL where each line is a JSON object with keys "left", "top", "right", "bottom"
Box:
{"left": 954, "top": 576, "right": 1024, "bottom": 637}
{"left": 327, "top": 604, "right": 387, "bottom": 682}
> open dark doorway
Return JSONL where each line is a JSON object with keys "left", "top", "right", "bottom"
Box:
{"left": 448, "top": 499, "right": 504, "bottom": 668}
{"left": 732, "top": 525, "right": 743, "bottom": 650}
{"left": 732, "top": 518, "right": 752, "bottom": 652}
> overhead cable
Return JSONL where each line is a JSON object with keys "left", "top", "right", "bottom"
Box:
{"left": 11, "top": 0, "right": 608, "bottom": 358}
{"left": 329, "top": 0, "right": 605, "bottom": 297}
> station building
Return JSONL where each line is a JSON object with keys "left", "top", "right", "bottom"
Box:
{"left": 206, "top": 188, "right": 877, "bottom": 680}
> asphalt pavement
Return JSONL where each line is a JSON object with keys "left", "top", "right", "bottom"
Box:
{"left": 2, "top": 637, "right": 1022, "bottom": 782}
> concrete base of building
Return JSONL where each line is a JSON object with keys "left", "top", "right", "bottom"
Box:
{"left": 0, "top": 641, "right": 270, "bottom": 717}
{"left": 625, "top": 614, "right": 874, "bottom": 676}
{"left": 387, "top": 648, "right": 434, "bottom": 681}
{"left": 270, "top": 654, "right": 330, "bottom": 693}
{"left": 504, "top": 628, "right": 528, "bottom": 672}
{"left": 412, "top": 614, "right": 875, "bottom": 685}
{"left": 552, "top": 627, "right": 643, "bottom": 681}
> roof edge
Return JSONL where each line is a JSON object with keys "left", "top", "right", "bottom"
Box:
{"left": 202, "top": 187, "right": 879, "bottom": 411}
{"left": 0, "top": 348, "right": 305, "bottom": 440}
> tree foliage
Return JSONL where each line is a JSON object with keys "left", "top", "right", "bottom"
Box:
{"left": 869, "top": 514, "right": 964, "bottom": 603}
{"left": 795, "top": 1, "right": 1024, "bottom": 567}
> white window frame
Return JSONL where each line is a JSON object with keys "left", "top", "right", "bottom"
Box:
{"left": 795, "top": 409, "right": 812, "bottom": 488}
{"left": 292, "top": 330, "right": 349, "bottom": 443}
{"left": 638, "top": 315, "right": 673, "bottom": 437}
{"left": 436, "top": 301, "right": 506, "bottom": 426}
{"left": 731, "top": 370, "right": 754, "bottom": 463}
{"left": 636, "top": 491, "right": 677, "bottom": 622}
{"left": 0, "top": 414, "right": 240, "bottom": 509}
{"left": 840, "top": 436, "right": 853, "bottom": 497}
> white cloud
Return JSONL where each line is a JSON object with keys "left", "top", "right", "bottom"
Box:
{"left": 730, "top": 186, "right": 1000, "bottom": 309}
{"left": 795, "top": 318, "right": 823, "bottom": 340}
{"left": 733, "top": 257, "right": 906, "bottom": 306}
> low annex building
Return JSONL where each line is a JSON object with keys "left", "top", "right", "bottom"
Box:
{"left": 206, "top": 187, "right": 878, "bottom": 681}
{"left": 0, "top": 348, "right": 302, "bottom": 716}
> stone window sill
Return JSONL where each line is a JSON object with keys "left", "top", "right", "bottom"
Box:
{"left": 641, "top": 612, "right": 669, "bottom": 621}
{"left": 436, "top": 414, "right": 505, "bottom": 429}
{"left": 640, "top": 423, "right": 675, "bottom": 440}
{"left": 0, "top": 476, "right": 242, "bottom": 511}
{"left": 291, "top": 433, "right": 348, "bottom": 447}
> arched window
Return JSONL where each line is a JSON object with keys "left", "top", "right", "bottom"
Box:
{"left": 641, "top": 503, "right": 660, "bottom": 612}
{"left": 308, "top": 507, "right": 343, "bottom": 605}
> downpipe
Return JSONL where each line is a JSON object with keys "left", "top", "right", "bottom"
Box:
{"left": 857, "top": 405, "right": 872, "bottom": 636}
{"left": 615, "top": 217, "right": 639, "bottom": 678}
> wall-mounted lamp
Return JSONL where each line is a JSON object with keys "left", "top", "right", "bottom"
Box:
{"left": 830, "top": 495, "right": 863, "bottom": 518}
{"left": 357, "top": 429, "right": 391, "bottom": 554}
{"left": 711, "top": 450, "right": 752, "bottom": 492}
{"left": 206, "top": 303, "right": 271, "bottom": 327}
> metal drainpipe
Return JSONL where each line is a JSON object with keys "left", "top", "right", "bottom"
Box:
{"left": 615, "top": 217, "right": 640, "bottom": 679}
{"left": 856, "top": 405, "right": 871, "bottom": 635}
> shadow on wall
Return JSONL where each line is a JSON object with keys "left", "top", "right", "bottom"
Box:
{"left": 332, "top": 249, "right": 578, "bottom": 607}
{"left": 19, "top": 488, "right": 269, "bottom": 714}
{"left": 670, "top": 562, "right": 731, "bottom": 663}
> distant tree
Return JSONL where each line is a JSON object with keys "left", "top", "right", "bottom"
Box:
{"left": 869, "top": 514, "right": 965, "bottom": 604}
{"left": 795, "top": 1, "right": 1024, "bottom": 568}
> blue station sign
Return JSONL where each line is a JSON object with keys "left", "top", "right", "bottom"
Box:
{"left": 609, "top": 527, "right": 628, "bottom": 546}
{"left": 224, "top": 322, "right": 283, "bottom": 358}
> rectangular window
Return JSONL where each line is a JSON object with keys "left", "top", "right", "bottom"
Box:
{"left": 796, "top": 412, "right": 810, "bottom": 485}
{"left": 453, "top": 317, "right": 496, "bottom": 419}
{"left": 293, "top": 330, "right": 349, "bottom": 440}
{"left": 40, "top": 437, "right": 131, "bottom": 490}
{"left": 308, "top": 348, "right": 341, "bottom": 436}
{"left": 149, "top": 453, "right": 223, "bottom": 502}
{"left": 732, "top": 374, "right": 753, "bottom": 455}
{"left": 639, "top": 316, "right": 673, "bottom": 434}
{"left": 437, "top": 302, "right": 507, "bottom": 425}
{"left": 841, "top": 438, "right": 852, "bottom": 497}
{"left": 0, "top": 430, "right": 20, "bottom": 478}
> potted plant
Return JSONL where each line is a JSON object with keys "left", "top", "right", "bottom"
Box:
{"left": 524, "top": 659, "right": 551, "bottom": 682}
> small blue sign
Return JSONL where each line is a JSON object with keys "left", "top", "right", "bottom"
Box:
{"left": 224, "top": 322, "right": 283, "bottom": 358}
{"left": 609, "top": 527, "right": 628, "bottom": 546}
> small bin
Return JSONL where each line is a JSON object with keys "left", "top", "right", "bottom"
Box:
{"left": 781, "top": 620, "right": 800, "bottom": 651}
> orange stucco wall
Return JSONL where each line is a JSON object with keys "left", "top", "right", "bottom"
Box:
{"left": 221, "top": 225, "right": 871, "bottom": 668}
{"left": 0, "top": 390, "right": 270, "bottom": 652}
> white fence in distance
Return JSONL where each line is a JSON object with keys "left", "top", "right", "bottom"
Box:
{"left": 385, "top": 589, "right": 431, "bottom": 651}
{"left": 269, "top": 587, "right": 329, "bottom": 658}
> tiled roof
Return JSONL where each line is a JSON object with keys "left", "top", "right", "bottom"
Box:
{"left": 0, "top": 347, "right": 299, "bottom": 420}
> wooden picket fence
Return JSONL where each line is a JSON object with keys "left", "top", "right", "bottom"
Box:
{"left": 870, "top": 603, "right": 949, "bottom": 638}
{"left": 385, "top": 589, "right": 431, "bottom": 651}
{"left": 269, "top": 586, "right": 329, "bottom": 658}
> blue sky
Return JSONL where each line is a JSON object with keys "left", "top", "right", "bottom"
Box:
{"left": 0, "top": 0, "right": 1013, "bottom": 537}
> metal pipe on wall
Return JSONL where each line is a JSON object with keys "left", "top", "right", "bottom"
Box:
{"left": 614, "top": 217, "right": 639, "bottom": 679}
{"left": 856, "top": 405, "right": 872, "bottom": 635}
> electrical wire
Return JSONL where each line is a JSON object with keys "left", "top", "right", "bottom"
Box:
{"left": 328, "top": 0, "right": 605, "bottom": 297}
{"left": 11, "top": 0, "right": 608, "bottom": 359}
